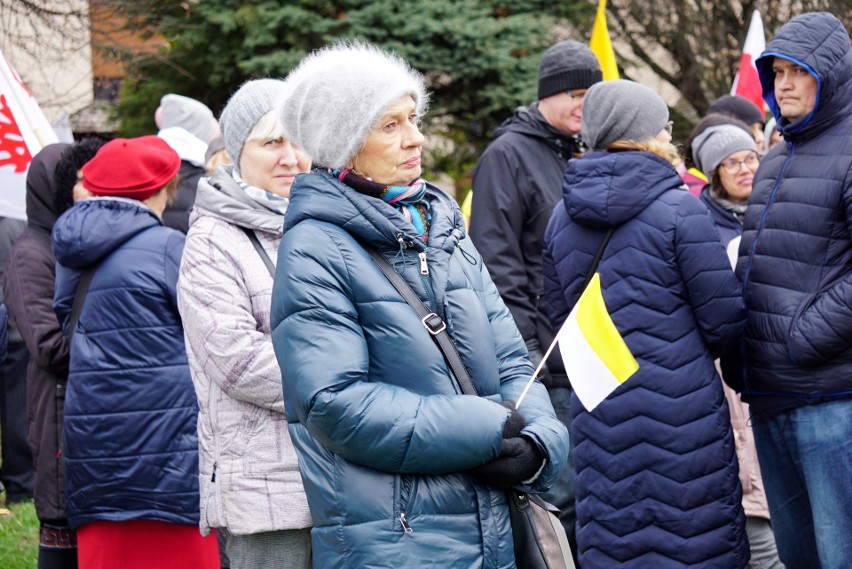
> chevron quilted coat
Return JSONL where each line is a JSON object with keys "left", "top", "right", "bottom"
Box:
{"left": 543, "top": 150, "right": 748, "bottom": 568}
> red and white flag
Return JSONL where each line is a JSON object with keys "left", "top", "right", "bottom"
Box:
{"left": 0, "top": 48, "right": 58, "bottom": 220}
{"left": 730, "top": 10, "right": 767, "bottom": 113}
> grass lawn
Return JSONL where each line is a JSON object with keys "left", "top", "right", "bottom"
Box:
{"left": 0, "top": 499, "right": 39, "bottom": 568}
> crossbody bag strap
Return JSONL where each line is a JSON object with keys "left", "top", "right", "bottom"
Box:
{"left": 67, "top": 267, "right": 96, "bottom": 343}
{"left": 239, "top": 226, "right": 276, "bottom": 278}
{"left": 358, "top": 241, "right": 479, "bottom": 397}
{"left": 573, "top": 228, "right": 615, "bottom": 305}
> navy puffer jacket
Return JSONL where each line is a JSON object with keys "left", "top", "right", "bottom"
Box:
{"left": 543, "top": 150, "right": 747, "bottom": 568}
{"left": 270, "top": 169, "right": 568, "bottom": 569}
{"left": 733, "top": 12, "right": 852, "bottom": 408}
{"left": 52, "top": 198, "right": 199, "bottom": 529}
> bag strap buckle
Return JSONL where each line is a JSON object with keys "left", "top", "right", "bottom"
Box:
{"left": 422, "top": 313, "right": 446, "bottom": 335}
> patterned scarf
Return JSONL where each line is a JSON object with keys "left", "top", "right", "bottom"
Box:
{"left": 231, "top": 169, "right": 290, "bottom": 216}
{"left": 336, "top": 169, "right": 431, "bottom": 241}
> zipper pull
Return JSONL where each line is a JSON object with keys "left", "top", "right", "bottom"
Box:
{"left": 211, "top": 463, "right": 217, "bottom": 483}
{"left": 399, "top": 512, "right": 413, "bottom": 533}
{"left": 418, "top": 252, "right": 429, "bottom": 275}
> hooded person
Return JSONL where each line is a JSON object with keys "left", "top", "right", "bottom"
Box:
{"left": 177, "top": 78, "right": 313, "bottom": 569}
{"left": 2, "top": 143, "right": 77, "bottom": 568}
{"left": 156, "top": 93, "right": 220, "bottom": 233}
{"left": 51, "top": 136, "right": 219, "bottom": 569}
{"left": 271, "top": 41, "right": 568, "bottom": 568}
{"left": 543, "top": 79, "right": 748, "bottom": 569}
{"left": 728, "top": 12, "right": 852, "bottom": 568}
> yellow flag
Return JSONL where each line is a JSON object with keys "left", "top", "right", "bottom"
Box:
{"left": 589, "top": 0, "right": 619, "bottom": 80}
{"left": 557, "top": 273, "right": 638, "bottom": 411}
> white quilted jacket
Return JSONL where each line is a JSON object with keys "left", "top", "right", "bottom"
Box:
{"left": 178, "top": 167, "right": 311, "bottom": 535}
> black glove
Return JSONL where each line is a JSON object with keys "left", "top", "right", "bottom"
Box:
{"left": 501, "top": 400, "right": 526, "bottom": 439}
{"left": 470, "top": 436, "right": 545, "bottom": 489}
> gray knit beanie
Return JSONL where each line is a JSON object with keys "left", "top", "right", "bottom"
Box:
{"left": 580, "top": 79, "right": 669, "bottom": 151}
{"left": 538, "top": 40, "right": 603, "bottom": 100}
{"left": 219, "top": 79, "right": 287, "bottom": 167}
{"left": 158, "top": 94, "right": 218, "bottom": 143}
{"left": 692, "top": 124, "right": 757, "bottom": 175}
{"left": 279, "top": 41, "right": 428, "bottom": 170}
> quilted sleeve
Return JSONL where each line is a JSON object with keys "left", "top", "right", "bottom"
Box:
{"left": 674, "top": 196, "right": 746, "bottom": 358}
{"left": 787, "top": 169, "right": 852, "bottom": 365}
{"left": 463, "top": 239, "right": 570, "bottom": 493}
{"left": 178, "top": 219, "right": 284, "bottom": 412}
{"left": 271, "top": 222, "right": 511, "bottom": 475}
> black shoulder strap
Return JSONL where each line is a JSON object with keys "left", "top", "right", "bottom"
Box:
{"left": 239, "top": 226, "right": 275, "bottom": 278}
{"left": 359, "top": 242, "right": 479, "bottom": 397}
{"left": 67, "top": 267, "right": 96, "bottom": 343}
{"left": 574, "top": 228, "right": 614, "bottom": 305}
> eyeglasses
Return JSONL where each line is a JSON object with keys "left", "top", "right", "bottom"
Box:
{"left": 720, "top": 153, "right": 760, "bottom": 174}
{"left": 567, "top": 90, "right": 587, "bottom": 101}
{"left": 664, "top": 121, "right": 674, "bottom": 136}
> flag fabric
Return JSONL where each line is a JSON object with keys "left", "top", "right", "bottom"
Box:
{"left": 730, "top": 10, "right": 767, "bottom": 113}
{"left": 589, "top": 0, "right": 619, "bottom": 80}
{"left": 557, "top": 273, "right": 638, "bottom": 412}
{"left": 0, "top": 48, "right": 58, "bottom": 220}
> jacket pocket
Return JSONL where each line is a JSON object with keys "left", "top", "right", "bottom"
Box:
{"left": 242, "top": 407, "right": 287, "bottom": 477}
{"left": 786, "top": 293, "right": 818, "bottom": 365}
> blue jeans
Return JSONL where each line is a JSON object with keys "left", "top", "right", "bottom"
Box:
{"left": 540, "top": 384, "right": 579, "bottom": 565}
{"left": 752, "top": 398, "right": 852, "bottom": 569}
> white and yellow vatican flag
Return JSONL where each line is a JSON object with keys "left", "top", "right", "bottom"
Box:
{"left": 558, "top": 273, "right": 638, "bottom": 411}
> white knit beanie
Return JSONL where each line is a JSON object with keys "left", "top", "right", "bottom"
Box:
{"left": 279, "top": 41, "right": 429, "bottom": 170}
{"left": 219, "top": 78, "right": 288, "bottom": 167}
{"left": 158, "top": 94, "right": 218, "bottom": 144}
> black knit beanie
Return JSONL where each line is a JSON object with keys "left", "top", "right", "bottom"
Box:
{"left": 538, "top": 40, "right": 603, "bottom": 100}
{"left": 708, "top": 95, "right": 766, "bottom": 126}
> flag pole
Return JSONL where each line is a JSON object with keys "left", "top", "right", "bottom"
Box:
{"left": 516, "top": 330, "right": 562, "bottom": 409}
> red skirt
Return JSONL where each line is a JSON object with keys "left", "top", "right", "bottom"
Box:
{"left": 77, "top": 520, "right": 220, "bottom": 569}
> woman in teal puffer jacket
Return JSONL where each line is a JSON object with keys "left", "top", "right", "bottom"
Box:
{"left": 270, "top": 42, "right": 569, "bottom": 568}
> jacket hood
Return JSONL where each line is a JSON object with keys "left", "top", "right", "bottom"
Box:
{"left": 492, "top": 104, "right": 583, "bottom": 157}
{"left": 562, "top": 151, "right": 685, "bottom": 228}
{"left": 284, "top": 169, "right": 466, "bottom": 253}
{"left": 26, "top": 143, "right": 71, "bottom": 233}
{"left": 756, "top": 12, "right": 852, "bottom": 140}
{"left": 52, "top": 198, "right": 163, "bottom": 268}
{"left": 192, "top": 166, "right": 285, "bottom": 235}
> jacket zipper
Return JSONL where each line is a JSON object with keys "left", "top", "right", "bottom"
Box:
{"left": 399, "top": 512, "right": 413, "bottom": 533}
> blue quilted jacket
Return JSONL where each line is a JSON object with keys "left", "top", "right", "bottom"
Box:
{"left": 732, "top": 12, "right": 852, "bottom": 410}
{"left": 52, "top": 199, "right": 200, "bottom": 529}
{"left": 270, "top": 169, "right": 569, "bottom": 568}
{"left": 543, "top": 151, "right": 747, "bottom": 568}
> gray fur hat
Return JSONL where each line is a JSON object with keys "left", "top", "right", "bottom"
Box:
{"left": 538, "top": 40, "right": 602, "bottom": 100}
{"left": 158, "top": 94, "right": 218, "bottom": 143}
{"left": 580, "top": 79, "right": 669, "bottom": 151}
{"left": 692, "top": 124, "right": 757, "bottom": 175}
{"left": 279, "top": 41, "right": 428, "bottom": 170}
{"left": 219, "top": 78, "right": 287, "bottom": 167}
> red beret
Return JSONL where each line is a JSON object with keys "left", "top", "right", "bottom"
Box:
{"left": 82, "top": 136, "right": 181, "bottom": 201}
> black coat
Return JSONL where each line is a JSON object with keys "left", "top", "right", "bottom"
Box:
{"left": 161, "top": 160, "right": 204, "bottom": 234}
{"left": 2, "top": 143, "right": 71, "bottom": 521}
{"left": 469, "top": 105, "right": 583, "bottom": 384}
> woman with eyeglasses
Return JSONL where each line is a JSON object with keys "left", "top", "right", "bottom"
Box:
{"left": 692, "top": 124, "right": 784, "bottom": 569}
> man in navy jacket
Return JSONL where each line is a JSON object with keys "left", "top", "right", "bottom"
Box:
{"left": 733, "top": 12, "right": 852, "bottom": 569}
